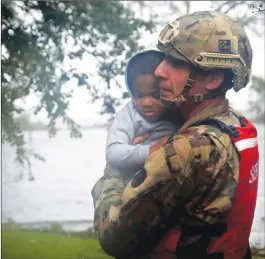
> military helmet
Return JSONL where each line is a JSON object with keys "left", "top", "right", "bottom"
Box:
{"left": 157, "top": 11, "right": 253, "bottom": 92}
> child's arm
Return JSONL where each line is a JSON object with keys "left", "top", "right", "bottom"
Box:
{"left": 106, "top": 102, "right": 151, "bottom": 169}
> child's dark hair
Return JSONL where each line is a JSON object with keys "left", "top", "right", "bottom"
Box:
{"left": 126, "top": 50, "right": 165, "bottom": 94}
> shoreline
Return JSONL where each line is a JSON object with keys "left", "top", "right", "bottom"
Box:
{"left": 2, "top": 218, "right": 264, "bottom": 249}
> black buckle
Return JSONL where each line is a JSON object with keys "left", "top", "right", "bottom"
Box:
{"left": 194, "top": 94, "right": 203, "bottom": 102}
{"left": 198, "top": 119, "right": 240, "bottom": 138}
{"left": 227, "top": 125, "right": 240, "bottom": 138}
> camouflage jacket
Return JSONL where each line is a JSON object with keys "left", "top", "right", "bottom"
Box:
{"left": 92, "top": 98, "right": 242, "bottom": 259}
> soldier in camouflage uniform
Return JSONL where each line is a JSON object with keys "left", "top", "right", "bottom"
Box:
{"left": 92, "top": 11, "right": 259, "bottom": 259}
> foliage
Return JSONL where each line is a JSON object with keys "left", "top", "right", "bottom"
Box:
{"left": 1, "top": 0, "right": 155, "bottom": 175}
{"left": 131, "top": 1, "right": 264, "bottom": 35}
{"left": 210, "top": 1, "right": 264, "bottom": 36}
{"left": 2, "top": 218, "right": 96, "bottom": 238}
{"left": 252, "top": 2, "right": 265, "bottom": 13}
{"left": 15, "top": 113, "right": 47, "bottom": 131}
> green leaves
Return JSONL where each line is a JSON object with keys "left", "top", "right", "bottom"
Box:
{"left": 2, "top": 1, "right": 155, "bottom": 177}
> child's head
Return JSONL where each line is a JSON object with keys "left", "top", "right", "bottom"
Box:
{"left": 132, "top": 73, "right": 166, "bottom": 122}
{"left": 126, "top": 50, "right": 166, "bottom": 122}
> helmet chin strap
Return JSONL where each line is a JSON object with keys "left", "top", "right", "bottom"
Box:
{"left": 161, "top": 69, "right": 223, "bottom": 107}
{"left": 170, "top": 69, "right": 196, "bottom": 106}
{"left": 160, "top": 69, "right": 197, "bottom": 108}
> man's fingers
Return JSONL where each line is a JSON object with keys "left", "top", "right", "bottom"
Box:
{"left": 149, "top": 136, "right": 170, "bottom": 153}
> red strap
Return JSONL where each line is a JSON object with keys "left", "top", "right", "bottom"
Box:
{"left": 154, "top": 227, "right": 181, "bottom": 257}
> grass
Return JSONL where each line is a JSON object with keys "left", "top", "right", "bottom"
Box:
{"left": 2, "top": 230, "right": 113, "bottom": 259}
{"left": 252, "top": 247, "right": 265, "bottom": 259}
{"left": 2, "top": 219, "right": 264, "bottom": 259}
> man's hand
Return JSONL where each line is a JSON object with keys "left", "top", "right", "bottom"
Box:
{"left": 132, "top": 133, "right": 150, "bottom": 145}
{"left": 149, "top": 136, "right": 170, "bottom": 154}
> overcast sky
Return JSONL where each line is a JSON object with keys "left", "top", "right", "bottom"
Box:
{"left": 21, "top": 1, "right": 264, "bottom": 125}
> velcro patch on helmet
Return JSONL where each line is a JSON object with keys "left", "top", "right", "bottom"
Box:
{"left": 218, "top": 40, "right": 231, "bottom": 53}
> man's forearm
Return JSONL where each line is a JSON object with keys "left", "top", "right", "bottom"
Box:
{"left": 92, "top": 166, "right": 128, "bottom": 257}
{"left": 92, "top": 147, "right": 185, "bottom": 258}
{"left": 93, "top": 173, "right": 184, "bottom": 258}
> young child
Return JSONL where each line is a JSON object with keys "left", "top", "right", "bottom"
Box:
{"left": 105, "top": 49, "right": 182, "bottom": 183}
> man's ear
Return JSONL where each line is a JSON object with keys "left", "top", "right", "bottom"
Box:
{"left": 205, "top": 71, "right": 224, "bottom": 90}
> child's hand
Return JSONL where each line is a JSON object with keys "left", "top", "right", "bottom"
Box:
{"left": 149, "top": 136, "right": 170, "bottom": 153}
{"left": 132, "top": 133, "right": 150, "bottom": 145}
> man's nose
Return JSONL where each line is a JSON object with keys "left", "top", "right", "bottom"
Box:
{"left": 154, "top": 60, "right": 167, "bottom": 79}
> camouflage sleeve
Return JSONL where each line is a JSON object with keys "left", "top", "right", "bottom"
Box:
{"left": 92, "top": 130, "right": 237, "bottom": 258}
{"left": 182, "top": 126, "right": 240, "bottom": 226}
{"left": 92, "top": 135, "right": 194, "bottom": 257}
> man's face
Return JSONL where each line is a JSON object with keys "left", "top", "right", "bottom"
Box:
{"left": 134, "top": 74, "right": 166, "bottom": 122}
{"left": 154, "top": 56, "right": 191, "bottom": 102}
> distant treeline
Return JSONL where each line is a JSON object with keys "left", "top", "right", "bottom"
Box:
{"left": 15, "top": 114, "right": 47, "bottom": 131}
{"left": 15, "top": 112, "right": 263, "bottom": 133}
{"left": 2, "top": 217, "right": 94, "bottom": 237}
{"left": 15, "top": 114, "right": 110, "bottom": 131}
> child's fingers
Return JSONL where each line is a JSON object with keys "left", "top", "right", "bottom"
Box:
{"left": 132, "top": 133, "right": 150, "bottom": 145}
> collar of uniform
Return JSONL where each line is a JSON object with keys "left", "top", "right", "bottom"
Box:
{"left": 178, "top": 98, "right": 229, "bottom": 133}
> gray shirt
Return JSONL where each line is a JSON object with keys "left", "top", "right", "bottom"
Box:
{"left": 106, "top": 101, "right": 178, "bottom": 170}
